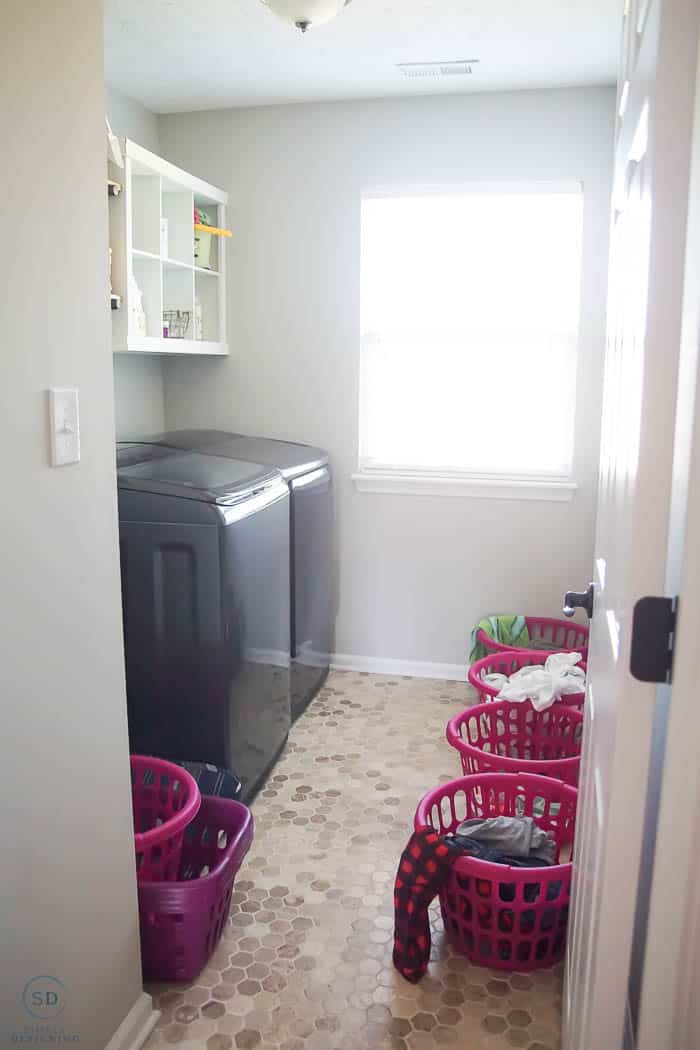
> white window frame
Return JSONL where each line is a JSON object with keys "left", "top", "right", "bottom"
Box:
{"left": 353, "top": 181, "right": 583, "bottom": 502}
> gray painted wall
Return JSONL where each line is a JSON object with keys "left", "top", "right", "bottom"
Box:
{"left": 0, "top": 6, "right": 144, "bottom": 1046}
{"left": 107, "top": 86, "right": 159, "bottom": 153}
{"left": 158, "top": 87, "right": 614, "bottom": 667}
{"left": 108, "top": 86, "right": 166, "bottom": 439}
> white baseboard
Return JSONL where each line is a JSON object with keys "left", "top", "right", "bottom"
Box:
{"left": 330, "top": 653, "right": 467, "bottom": 681}
{"left": 105, "top": 993, "right": 159, "bottom": 1050}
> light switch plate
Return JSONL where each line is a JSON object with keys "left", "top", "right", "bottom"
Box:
{"left": 49, "top": 388, "right": 80, "bottom": 466}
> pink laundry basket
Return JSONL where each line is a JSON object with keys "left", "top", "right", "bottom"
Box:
{"left": 415, "top": 773, "right": 577, "bottom": 971}
{"left": 131, "top": 755, "right": 201, "bottom": 882}
{"left": 447, "top": 701, "right": 584, "bottom": 787}
{"left": 468, "top": 651, "right": 587, "bottom": 710}
{"left": 138, "top": 795, "right": 254, "bottom": 982}
{"left": 475, "top": 617, "right": 588, "bottom": 658}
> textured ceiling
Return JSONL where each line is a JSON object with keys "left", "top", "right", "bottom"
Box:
{"left": 104, "top": 0, "right": 621, "bottom": 114}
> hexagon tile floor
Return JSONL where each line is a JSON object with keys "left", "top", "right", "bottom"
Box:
{"left": 144, "top": 672, "right": 563, "bottom": 1050}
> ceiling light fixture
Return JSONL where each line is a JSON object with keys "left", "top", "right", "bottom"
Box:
{"left": 261, "top": 0, "right": 352, "bottom": 33}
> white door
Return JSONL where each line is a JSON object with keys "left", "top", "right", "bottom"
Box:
{"left": 634, "top": 38, "right": 700, "bottom": 1049}
{"left": 563, "top": 0, "right": 700, "bottom": 1048}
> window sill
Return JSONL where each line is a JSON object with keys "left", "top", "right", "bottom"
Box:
{"left": 351, "top": 472, "right": 578, "bottom": 502}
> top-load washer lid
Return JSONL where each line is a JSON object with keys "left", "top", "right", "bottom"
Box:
{"left": 145, "top": 430, "right": 329, "bottom": 482}
{"left": 116, "top": 443, "right": 282, "bottom": 505}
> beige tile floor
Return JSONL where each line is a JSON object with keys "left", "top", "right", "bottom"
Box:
{"left": 144, "top": 672, "right": 563, "bottom": 1050}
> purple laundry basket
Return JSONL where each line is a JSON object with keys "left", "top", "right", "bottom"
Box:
{"left": 138, "top": 795, "right": 254, "bottom": 982}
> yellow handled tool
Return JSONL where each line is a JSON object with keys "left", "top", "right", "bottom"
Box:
{"left": 194, "top": 223, "right": 232, "bottom": 238}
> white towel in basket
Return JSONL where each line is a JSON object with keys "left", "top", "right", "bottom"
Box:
{"left": 483, "top": 651, "right": 586, "bottom": 711}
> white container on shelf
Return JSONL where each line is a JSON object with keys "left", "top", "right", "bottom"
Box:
{"left": 194, "top": 228, "right": 212, "bottom": 270}
{"left": 128, "top": 274, "right": 147, "bottom": 337}
{"left": 194, "top": 297, "right": 203, "bottom": 341}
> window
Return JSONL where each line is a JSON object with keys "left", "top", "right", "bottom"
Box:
{"left": 357, "top": 184, "right": 584, "bottom": 499}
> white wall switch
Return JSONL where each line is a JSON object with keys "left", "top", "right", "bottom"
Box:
{"left": 49, "top": 387, "right": 80, "bottom": 466}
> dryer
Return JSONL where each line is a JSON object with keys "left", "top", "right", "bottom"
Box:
{"left": 117, "top": 443, "right": 291, "bottom": 800}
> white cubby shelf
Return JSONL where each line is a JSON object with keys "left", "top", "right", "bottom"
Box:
{"left": 109, "top": 139, "right": 229, "bottom": 356}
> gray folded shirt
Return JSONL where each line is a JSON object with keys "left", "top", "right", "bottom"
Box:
{"left": 454, "top": 816, "right": 557, "bottom": 864}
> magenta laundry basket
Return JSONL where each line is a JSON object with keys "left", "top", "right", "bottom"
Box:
{"left": 415, "top": 773, "right": 577, "bottom": 971}
{"left": 131, "top": 755, "right": 201, "bottom": 882}
{"left": 475, "top": 617, "right": 589, "bottom": 658}
{"left": 138, "top": 795, "right": 254, "bottom": 982}
{"left": 468, "top": 650, "right": 587, "bottom": 710}
{"left": 447, "top": 701, "right": 584, "bottom": 787}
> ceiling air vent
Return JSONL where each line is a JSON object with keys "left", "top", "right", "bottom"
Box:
{"left": 397, "top": 60, "right": 479, "bottom": 79}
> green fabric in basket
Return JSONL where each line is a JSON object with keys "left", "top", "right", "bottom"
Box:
{"left": 469, "top": 614, "right": 530, "bottom": 664}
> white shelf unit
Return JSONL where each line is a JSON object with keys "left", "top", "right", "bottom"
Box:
{"left": 109, "top": 140, "right": 228, "bottom": 356}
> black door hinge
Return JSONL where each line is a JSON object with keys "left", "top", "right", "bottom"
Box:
{"left": 630, "top": 596, "right": 678, "bottom": 684}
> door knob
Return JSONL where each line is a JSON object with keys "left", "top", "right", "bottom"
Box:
{"left": 564, "top": 583, "right": 595, "bottom": 619}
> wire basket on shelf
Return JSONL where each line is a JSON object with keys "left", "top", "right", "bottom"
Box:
{"left": 163, "top": 310, "right": 191, "bottom": 339}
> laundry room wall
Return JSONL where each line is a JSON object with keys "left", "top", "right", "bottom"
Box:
{"left": 0, "top": 5, "right": 149, "bottom": 1046}
{"left": 158, "top": 87, "right": 615, "bottom": 673}
{"left": 108, "top": 86, "right": 167, "bottom": 439}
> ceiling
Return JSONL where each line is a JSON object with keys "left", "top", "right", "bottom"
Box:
{"left": 104, "top": 0, "right": 621, "bottom": 114}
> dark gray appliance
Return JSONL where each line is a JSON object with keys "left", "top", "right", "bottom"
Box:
{"left": 141, "top": 430, "right": 333, "bottom": 721}
{"left": 117, "top": 443, "right": 291, "bottom": 801}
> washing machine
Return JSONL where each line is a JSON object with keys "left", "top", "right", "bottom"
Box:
{"left": 117, "top": 443, "right": 291, "bottom": 800}
{"left": 137, "top": 430, "right": 334, "bottom": 720}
